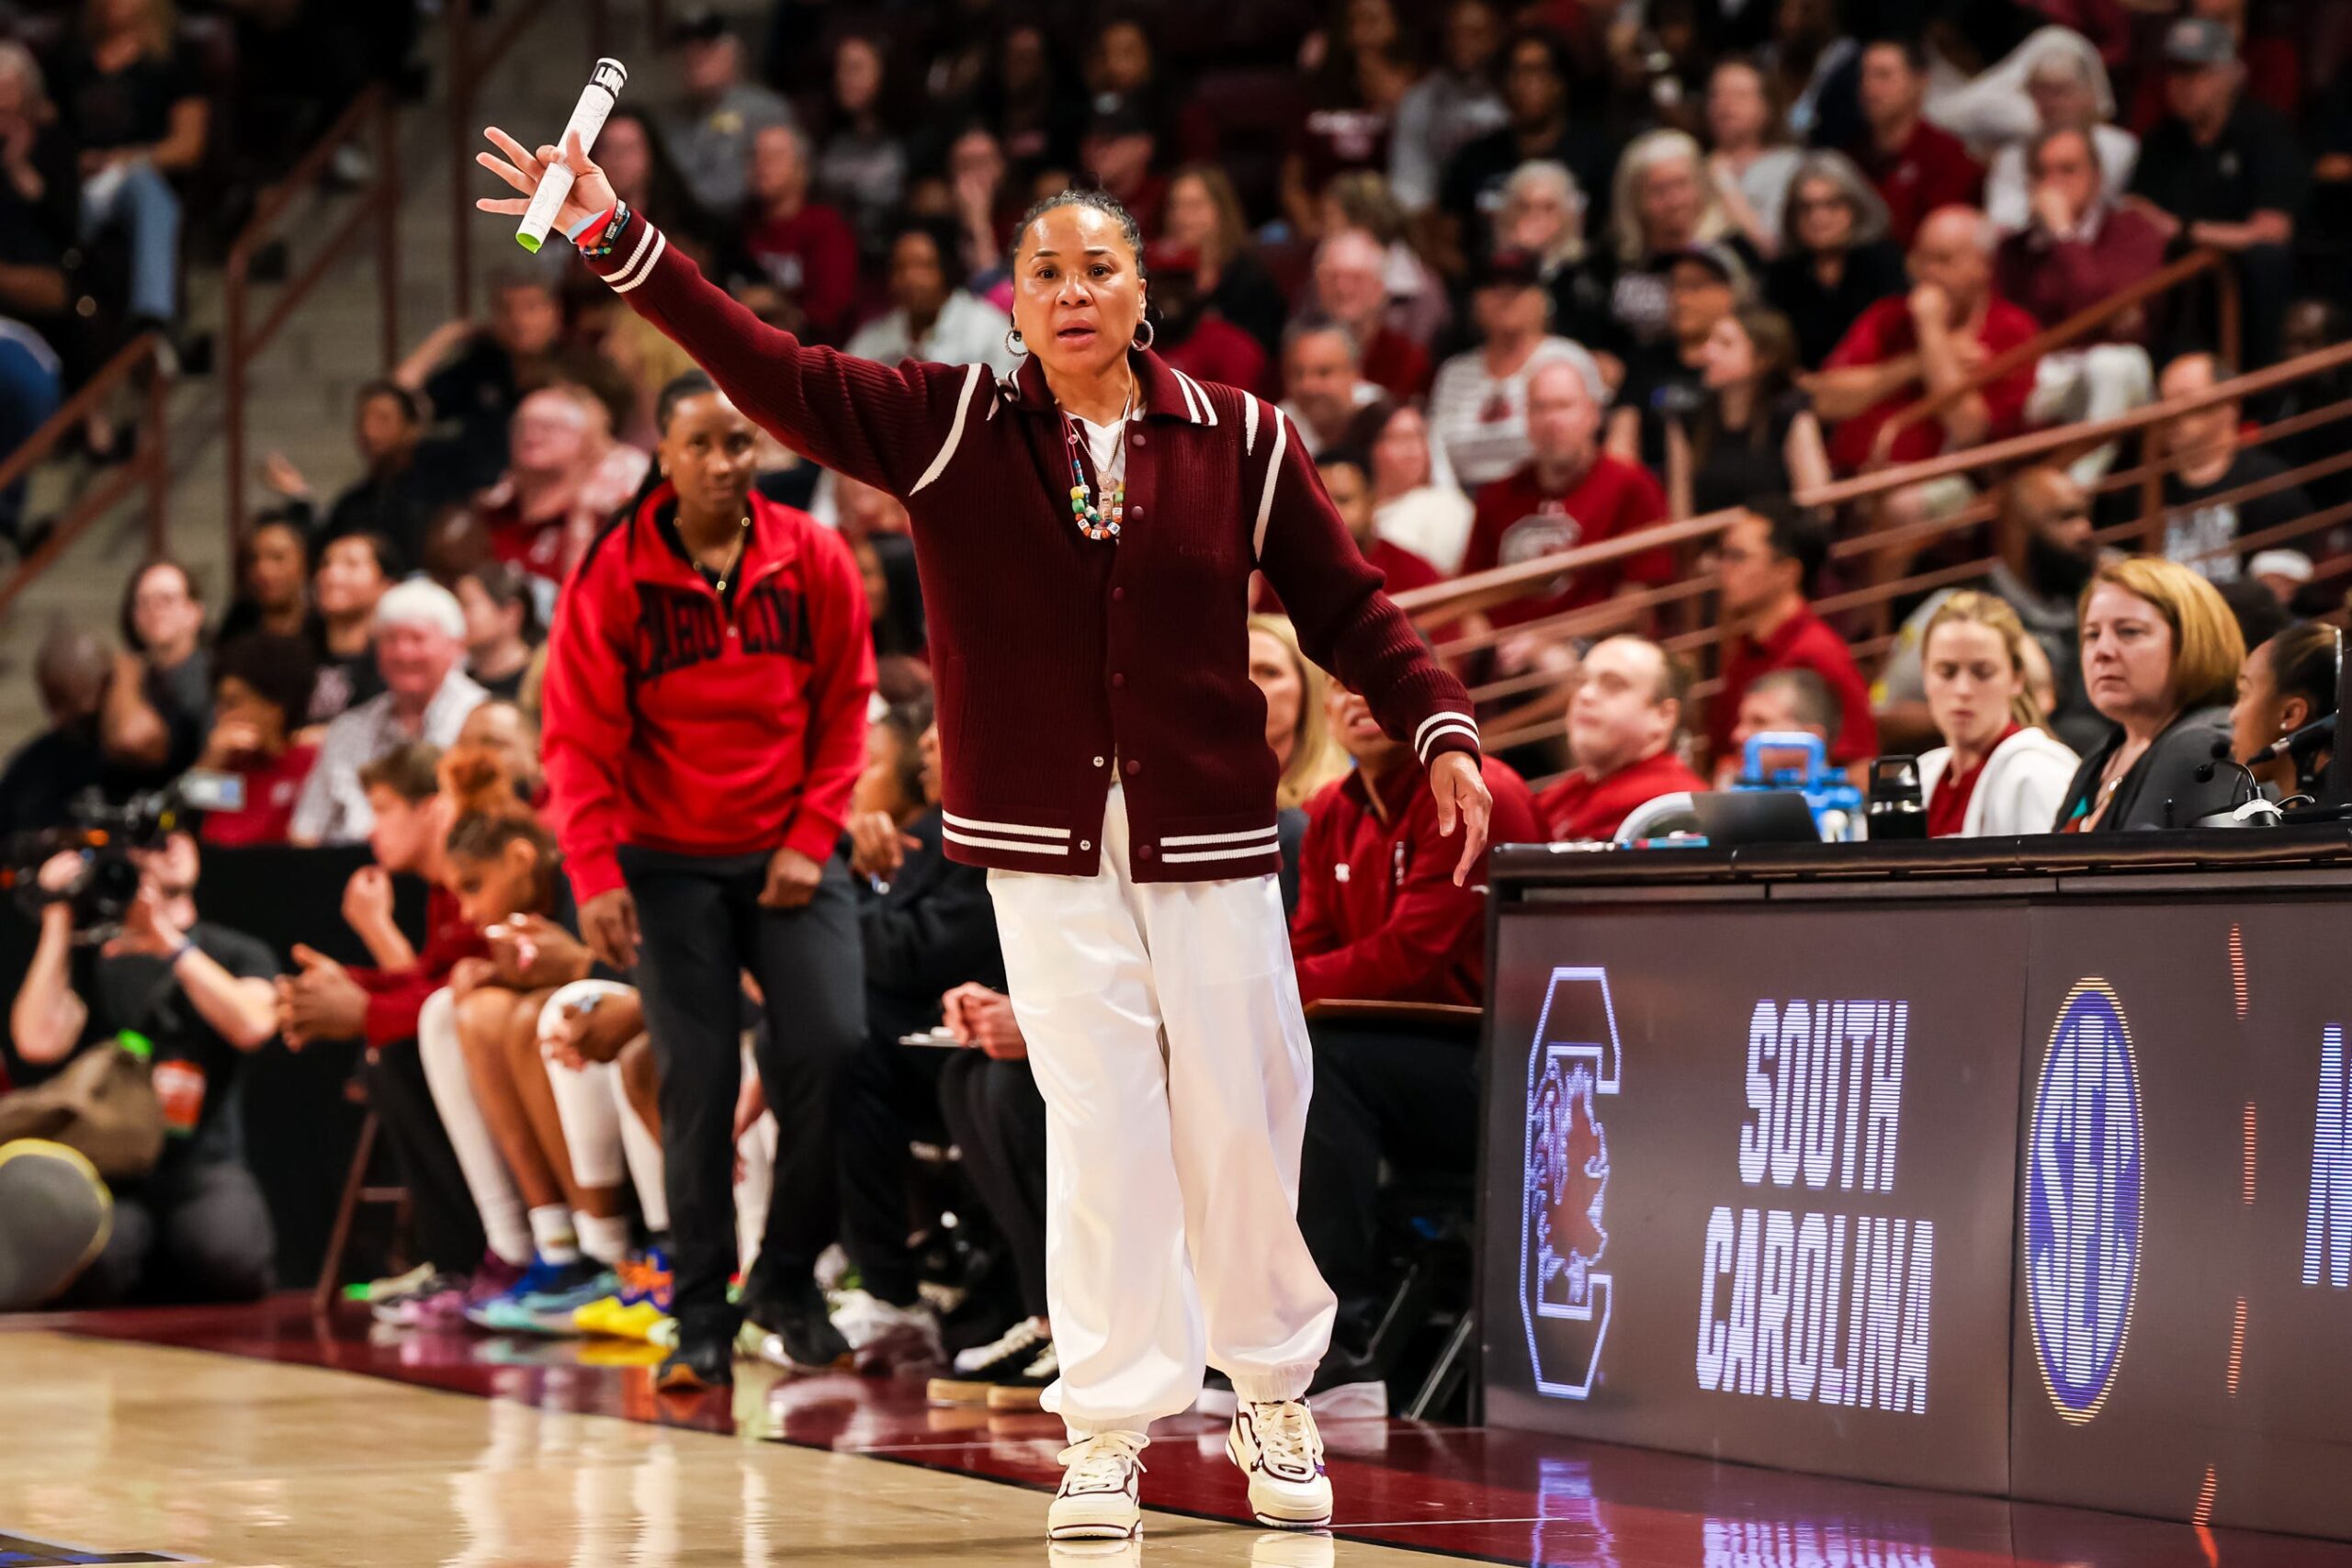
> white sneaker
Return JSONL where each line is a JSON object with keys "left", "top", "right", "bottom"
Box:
{"left": 953, "top": 1314, "right": 1049, "bottom": 1374}
{"left": 1047, "top": 1431, "right": 1148, "bottom": 1541}
{"left": 1227, "top": 1401, "right": 1333, "bottom": 1529}
{"left": 831, "top": 1288, "right": 942, "bottom": 1354}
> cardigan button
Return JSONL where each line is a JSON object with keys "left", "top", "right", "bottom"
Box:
{"left": 1132, "top": 433, "right": 1148, "bottom": 447}
{"left": 1111, "top": 672, "right": 1125, "bottom": 689}
{"left": 1092, "top": 755, "right": 1106, "bottom": 768}
{"left": 1139, "top": 844, "right": 1154, "bottom": 859}
{"left": 1112, "top": 586, "right": 1125, "bottom": 602}
{"left": 1080, "top": 840, "right": 1091, "bottom": 852}
{"left": 1124, "top": 759, "right": 1141, "bottom": 777}
{"left": 1129, "top": 504, "right": 1143, "bottom": 518}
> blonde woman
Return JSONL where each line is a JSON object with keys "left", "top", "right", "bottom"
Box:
{"left": 1916, "top": 592, "right": 2079, "bottom": 837}
{"left": 1250, "top": 615, "right": 1351, "bottom": 914}
{"left": 1606, "top": 129, "right": 1740, "bottom": 346}
{"left": 2055, "top": 558, "right": 2245, "bottom": 833}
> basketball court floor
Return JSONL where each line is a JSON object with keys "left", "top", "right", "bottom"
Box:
{"left": 3, "top": 1299, "right": 2346, "bottom": 1567}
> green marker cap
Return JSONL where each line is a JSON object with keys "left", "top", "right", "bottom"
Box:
{"left": 517, "top": 231, "right": 544, "bottom": 254}
{"left": 117, "top": 1030, "right": 153, "bottom": 1062}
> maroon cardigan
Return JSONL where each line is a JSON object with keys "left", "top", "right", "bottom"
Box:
{"left": 587, "top": 215, "right": 1480, "bottom": 883}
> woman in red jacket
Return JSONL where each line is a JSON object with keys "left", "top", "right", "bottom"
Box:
{"left": 538, "top": 371, "right": 875, "bottom": 1392}
{"left": 481, "top": 130, "right": 1491, "bottom": 1542}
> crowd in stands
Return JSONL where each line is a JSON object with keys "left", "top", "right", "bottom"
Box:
{"left": 7, "top": 0, "right": 2352, "bottom": 1411}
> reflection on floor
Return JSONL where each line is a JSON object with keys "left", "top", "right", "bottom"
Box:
{"left": 5, "top": 1297, "right": 2349, "bottom": 1567}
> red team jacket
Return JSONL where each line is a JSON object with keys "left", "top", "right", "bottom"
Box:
{"left": 1292, "top": 756, "right": 1540, "bottom": 1006}
{"left": 349, "top": 885, "right": 489, "bottom": 1050}
{"left": 541, "top": 483, "right": 876, "bottom": 902}
{"left": 582, "top": 213, "right": 1480, "bottom": 884}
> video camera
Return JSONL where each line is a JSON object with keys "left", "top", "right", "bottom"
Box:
{"left": 0, "top": 773, "right": 241, "bottom": 942}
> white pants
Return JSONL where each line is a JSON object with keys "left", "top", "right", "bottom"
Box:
{"left": 2029, "top": 344, "right": 2154, "bottom": 484}
{"left": 988, "top": 784, "right": 1335, "bottom": 1439}
{"left": 537, "top": 980, "right": 668, "bottom": 1231}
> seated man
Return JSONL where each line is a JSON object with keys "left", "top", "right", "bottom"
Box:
{"left": 1537, "top": 636, "right": 1708, "bottom": 841}
{"left": 2148, "top": 352, "right": 2312, "bottom": 585}
{"left": 1278, "top": 321, "right": 1386, "bottom": 460}
{"left": 1462, "top": 359, "right": 1672, "bottom": 681}
{"left": 1815, "top": 205, "right": 2039, "bottom": 477}
{"left": 2125, "top": 18, "right": 2303, "bottom": 373}
{"left": 1994, "top": 127, "right": 2163, "bottom": 479}
{"left": 1725, "top": 668, "right": 1840, "bottom": 782}
{"left": 1709, "top": 497, "right": 1878, "bottom": 783}
{"left": 10, "top": 831, "right": 281, "bottom": 1305}
{"left": 1285, "top": 674, "right": 1540, "bottom": 1404}
{"left": 291, "top": 581, "right": 487, "bottom": 846}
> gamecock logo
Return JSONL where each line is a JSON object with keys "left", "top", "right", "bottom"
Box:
{"left": 1521, "top": 966, "right": 1622, "bottom": 1400}
{"left": 2025, "top": 978, "right": 2144, "bottom": 1424}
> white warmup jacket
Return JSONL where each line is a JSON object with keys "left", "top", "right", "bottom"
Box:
{"left": 1917, "top": 727, "right": 2083, "bottom": 838}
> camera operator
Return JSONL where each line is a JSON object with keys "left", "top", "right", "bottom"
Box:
{"left": 7, "top": 831, "right": 282, "bottom": 1304}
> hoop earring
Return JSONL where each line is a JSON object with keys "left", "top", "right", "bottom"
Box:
{"left": 1132, "top": 319, "right": 1156, "bottom": 352}
{"left": 1005, "top": 327, "right": 1027, "bottom": 357}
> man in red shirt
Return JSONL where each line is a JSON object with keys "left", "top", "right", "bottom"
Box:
{"left": 1815, "top": 205, "right": 2040, "bottom": 476}
{"left": 1708, "top": 497, "right": 1879, "bottom": 777}
{"left": 1290, "top": 673, "right": 1538, "bottom": 1391}
{"left": 1537, "top": 635, "right": 1707, "bottom": 841}
{"left": 1854, "top": 37, "right": 1983, "bottom": 247}
{"left": 1996, "top": 127, "right": 2161, "bottom": 474}
{"left": 1310, "top": 229, "right": 1433, "bottom": 402}
{"left": 734, "top": 125, "right": 857, "bottom": 345}
{"left": 1461, "top": 358, "right": 1672, "bottom": 679}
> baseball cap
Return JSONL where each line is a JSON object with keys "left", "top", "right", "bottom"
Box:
{"left": 2248, "top": 549, "right": 2314, "bottom": 585}
{"left": 1668, "top": 242, "right": 1753, "bottom": 299}
{"left": 1475, "top": 248, "right": 1545, "bottom": 290}
{"left": 669, "top": 6, "right": 728, "bottom": 45}
{"left": 2162, "top": 17, "right": 2236, "bottom": 68}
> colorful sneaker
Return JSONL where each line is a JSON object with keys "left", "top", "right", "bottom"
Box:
{"left": 519, "top": 1266, "right": 618, "bottom": 1334}
{"left": 1226, "top": 1400, "right": 1333, "bottom": 1530}
{"left": 986, "top": 1342, "right": 1060, "bottom": 1411}
{"left": 939, "top": 1315, "right": 1051, "bottom": 1387}
{"left": 371, "top": 1271, "right": 469, "bottom": 1328}
{"left": 464, "top": 1256, "right": 602, "bottom": 1333}
{"left": 357, "top": 1262, "right": 435, "bottom": 1304}
{"left": 602, "top": 1247, "right": 674, "bottom": 1342}
{"left": 1047, "top": 1431, "right": 1148, "bottom": 1541}
{"left": 571, "top": 1252, "right": 649, "bottom": 1337}
{"left": 462, "top": 1253, "right": 527, "bottom": 1310}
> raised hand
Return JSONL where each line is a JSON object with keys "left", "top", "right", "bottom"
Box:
{"left": 473, "top": 128, "right": 616, "bottom": 238}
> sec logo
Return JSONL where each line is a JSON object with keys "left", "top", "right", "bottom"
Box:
{"left": 2025, "top": 978, "right": 2145, "bottom": 1424}
{"left": 1521, "top": 966, "right": 1621, "bottom": 1400}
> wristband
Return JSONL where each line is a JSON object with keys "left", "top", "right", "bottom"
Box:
{"left": 578, "top": 199, "right": 632, "bottom": 259}
{"left": 565, "top": 200, "right": 614, "bottom": 244}
{"left": 166, "top": 938, "right": 197, "bottom": 966}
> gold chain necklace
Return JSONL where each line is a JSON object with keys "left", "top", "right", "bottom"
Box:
{"left": 709, "top": 513, "right": 752, "bottom": 594}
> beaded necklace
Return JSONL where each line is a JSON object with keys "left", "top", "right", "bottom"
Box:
{"left": 1061, "top": 378, "right": 1136, "bottom": 543}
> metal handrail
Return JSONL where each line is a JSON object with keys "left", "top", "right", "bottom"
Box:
{"left": 222, "top": 85, "right": 402, "bottom": 543}
{"left": 0, "top": 334, "right": 172, "bottom": 616}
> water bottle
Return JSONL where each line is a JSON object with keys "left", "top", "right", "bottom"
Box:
{"left": 1866, "top": 757, "right": 1927, "bottom": 840}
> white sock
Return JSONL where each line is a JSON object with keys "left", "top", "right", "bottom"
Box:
{"left": 530, "top": 1204, "right": 580, "bottom": 1264}
{"left": 417, "top": 987, "right": 532, "bottom": 1267}
{"left": 616, "top": 1087, "right": 668, "bottom": 1232}
{"left": 575, "top": 1212, "right": 631, "bottom": 1266}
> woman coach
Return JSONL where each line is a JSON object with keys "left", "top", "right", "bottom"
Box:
{"left": 477, "top": 130, "right": 1492, "bottom": 1541}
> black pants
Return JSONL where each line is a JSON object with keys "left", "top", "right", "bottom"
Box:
{"left": 1295, "top": 1023, "right": 1479, "bottom": 1359}
{"left": 363, "top": 1042, "right": 486, "bottom": 1274}
{"left": 937, "top": 1050, "right": 1050, "bottom": 1321}
{"left": 836, "top": 1032, "right": 950, "bottom": 1308}
{"left": 624, "top": 846, "right": 864, "bottom": 1338}
{"left": 74, "top": 1155, "right": 276, "bottom": 1306}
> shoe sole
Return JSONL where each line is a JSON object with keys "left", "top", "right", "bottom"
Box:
{"left": 986, "top": 1384, "right": 1047, "bottom": 1411}
{"left": 1046, "top": 1522, "right": 1140, "bottom": 1541}
{"left": 925, "top": 1375, "right": 999, "bottom": 1404}
{"left": 656, "top": 1364, "right": 730, "bottom": 1393}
